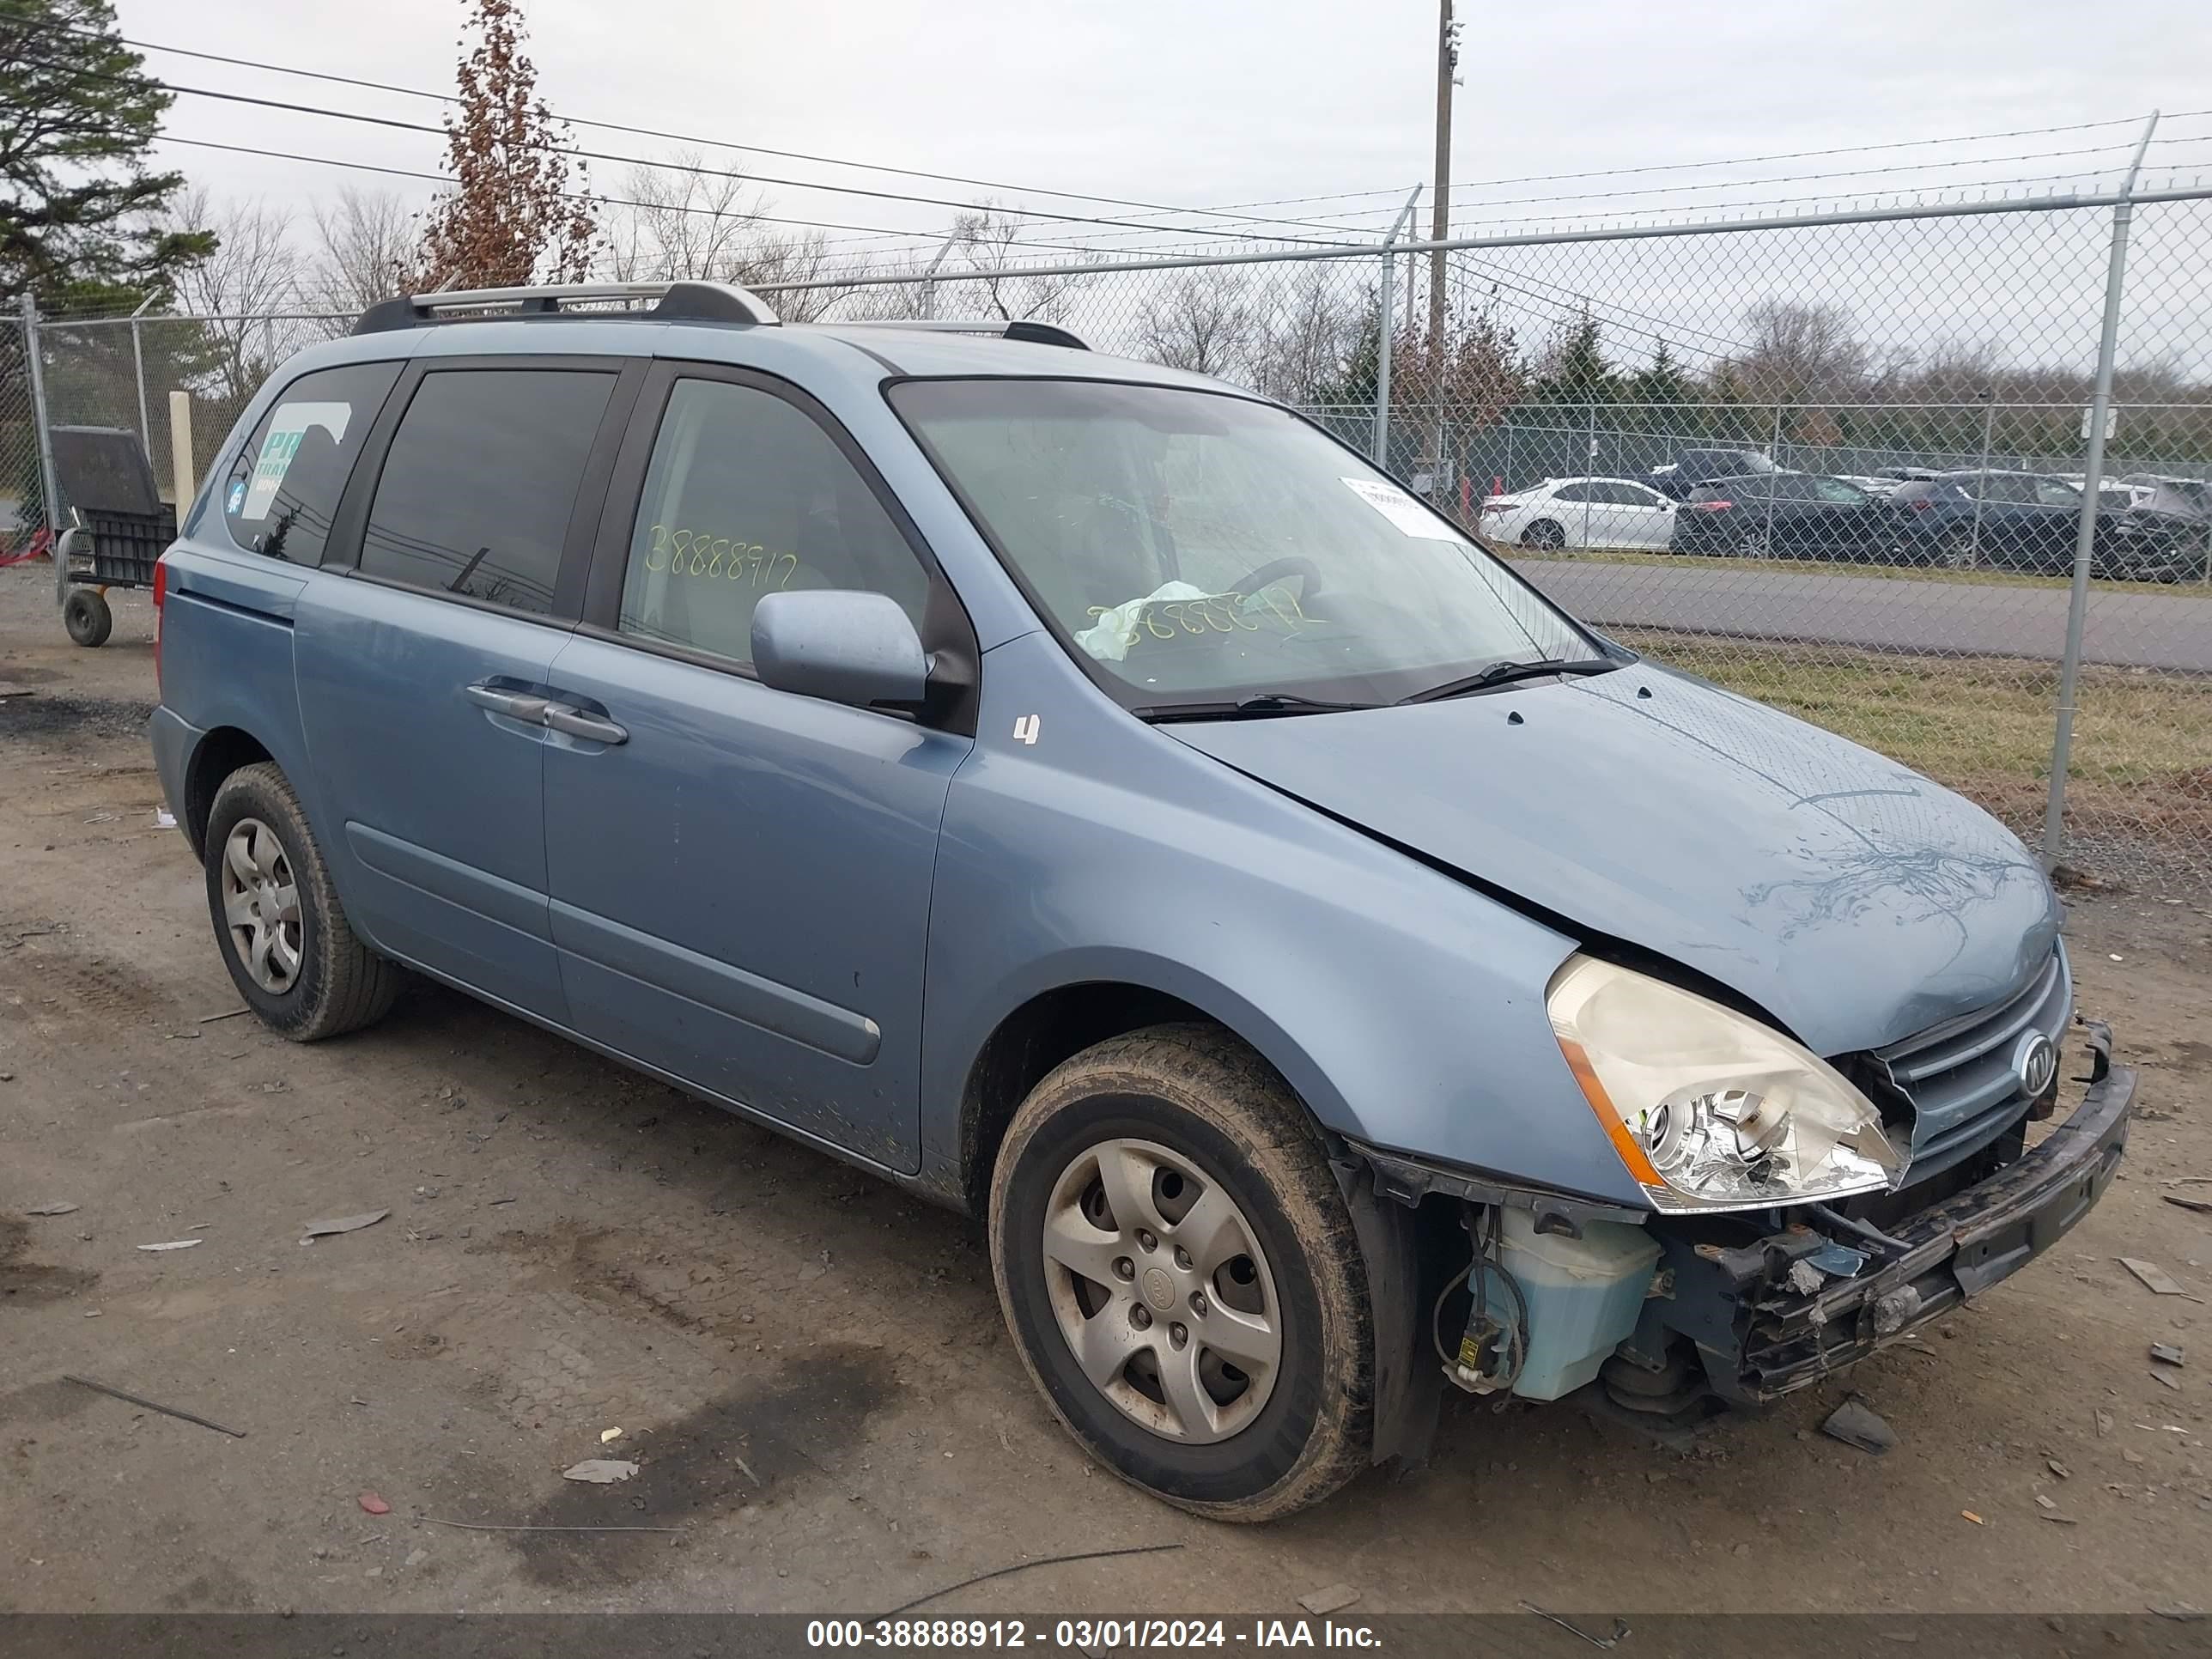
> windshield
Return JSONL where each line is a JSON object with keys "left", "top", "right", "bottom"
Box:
{"left": 891, "top": 379, "right": 1595, "bottom": 708}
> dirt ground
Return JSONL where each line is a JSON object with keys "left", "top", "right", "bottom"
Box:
{"left": 2, "top": 561, "right": 2209, "bottom": 1618}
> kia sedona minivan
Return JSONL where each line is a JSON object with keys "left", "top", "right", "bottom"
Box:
{"left": 150, "top": 282, "right": 2133, "bottom": 1519}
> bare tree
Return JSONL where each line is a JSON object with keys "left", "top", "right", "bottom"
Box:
{"left": 596, "top": 156, "right": 863, "bottom": 321}
{"left": 601, "top": 156, "right": 756, "bottom": 282}
{"left": 1735, "top": 300, "right": 1870, "bottom": 405}
{"left": 307, "top": 187, "right": 417, "bottom": 322}
{"left": 1248, "top": 264, "right": 1362, "bottom": 404}
{"left": 166, "top": 185, "right": 299, "bottom": 399}
{"left": 939, "top": 206, "right": 1066, "bottom": 322}
{"left": 1137, "top": 269, "right": 1256, "bottom": 380}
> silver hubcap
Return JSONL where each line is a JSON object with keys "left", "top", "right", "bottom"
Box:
{"left": 1041, "top": 1137, "right": 1282, "bottom": 1444}
{"left": 221, "top": 817, "right": 302, "bottom": 994}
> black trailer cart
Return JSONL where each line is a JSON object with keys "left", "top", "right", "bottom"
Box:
{"left": 49, "top": 425, "right": 178, "bottom": 647}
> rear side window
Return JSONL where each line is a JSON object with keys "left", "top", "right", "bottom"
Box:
{"left": 221, "top": 361, "right": 402, "bottom": 566}
{"left": 1551, "top": 482, "right": 1596, "bottom": 503}
{"left": 360, "top": 368, "right": 617, "bottom": 616}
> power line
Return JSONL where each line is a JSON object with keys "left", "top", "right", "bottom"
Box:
{"left": 11, "top": 42, "right": 1390, "bottom": 250}
{"left": 34, "top": 21, "right": 1409, "bottom": 246}
{"left": 155, "top": 136, "right": 1175, "bottom": 263}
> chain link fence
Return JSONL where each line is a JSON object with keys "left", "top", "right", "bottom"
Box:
{"left": 11, "top": 185, "right": 2209, "bottom": 891}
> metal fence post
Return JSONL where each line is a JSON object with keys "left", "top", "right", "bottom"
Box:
{"left": 129, "top": 293, "right": 155, "bottom": 445}
{"left": 1583, "top": 400, "right": 1597, "bottom": 545}
{"left": 916, "top": 232, "right": 958, "bottom": 322}
{"left": 19, "top": 291, "right": 64, "bottom": 606}
{"left": 1766, "top": 404, "right": 1784, "bottom": 549}
{"left": 1966, "top": 390, "right": 1995, "bottom": 567}
{"left": 2042, "top": 109, "right": 2160, "bottom": 866}
{"left": 1372, "top": 186, "right": 1421, "bottom": 470}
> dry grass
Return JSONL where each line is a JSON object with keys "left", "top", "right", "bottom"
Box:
{"left": 1623, "top": 631, "right": 2212, "bottom": 878}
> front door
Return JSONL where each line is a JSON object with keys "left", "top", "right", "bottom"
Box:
{"left": 541, "top": 367, "right": 975, "bottom": 1170}
{"left": 296, "top": 362, "right": 631, "bottom": 1023}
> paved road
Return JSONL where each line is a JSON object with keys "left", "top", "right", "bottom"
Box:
{"left": 1506, "top": 557, "right": 2212, "bottom": 672}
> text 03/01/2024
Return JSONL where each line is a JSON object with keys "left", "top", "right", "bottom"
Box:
{"left": 805, "top": 1620, "right": 1382, "bottom": 1649}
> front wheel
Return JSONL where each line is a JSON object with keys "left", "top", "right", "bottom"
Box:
{"left": 988, "top": 1024, "right": 1373, "bottom": 1522}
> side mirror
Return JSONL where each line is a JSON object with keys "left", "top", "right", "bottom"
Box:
{"left": 750, "top": 589, "right": 929, "bottom": 711}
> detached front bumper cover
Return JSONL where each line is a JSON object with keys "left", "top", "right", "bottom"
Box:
{"left": 1665, "top": 1018, "right": 2134, "bottom": 1402}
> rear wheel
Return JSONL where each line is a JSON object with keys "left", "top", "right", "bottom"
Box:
{"left": 988, "top": 1024, "right": 1373, "bottom": 1522}
{"left": 63, "top": 588, "right": 112, "bottom": 647}
{"left": 1520, "top": 519, "right": 1565, "bottom": 550}
{"left": 204, "top": 763, "right": 403, "bottom": 1040}
{"left": 1940, "top": 529, "right": 1978, "bottom": 570}
{"left": 1733, "top": 528, "right": 1771, "bottom": 558}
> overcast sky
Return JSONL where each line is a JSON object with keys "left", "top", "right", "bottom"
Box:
{"left": 128, "top": 0, "right": 2212, "bottom": 253}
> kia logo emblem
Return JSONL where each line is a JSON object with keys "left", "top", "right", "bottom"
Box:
{"left": 2013, "top": 1032, "right": 2058, "bottom": 1098}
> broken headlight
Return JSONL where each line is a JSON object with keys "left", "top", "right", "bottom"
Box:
{"left": 1547, "top": 954, "right": 1903, "bottom": 1213}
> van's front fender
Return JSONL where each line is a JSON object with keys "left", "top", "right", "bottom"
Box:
{"left": 915, "top": 631, "right": 1647, "bottom": 1211}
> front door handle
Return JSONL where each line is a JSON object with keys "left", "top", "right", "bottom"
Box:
{"left": 465, "top": 683, "right": 550, "bottom": 723}
{"left": 543, "top": 702, "right": 629, "bottom": 745}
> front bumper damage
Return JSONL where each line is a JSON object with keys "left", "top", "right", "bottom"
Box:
{"left": 1641, "top": 1022, "right": 2134, "bottom": 1405}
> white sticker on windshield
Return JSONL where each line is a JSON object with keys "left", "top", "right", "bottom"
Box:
{"left": 240, "top": 401, "right": 353, "bottom": 519}
{"left": 1340, "top": 477, "right": 1466, "bottom": 542}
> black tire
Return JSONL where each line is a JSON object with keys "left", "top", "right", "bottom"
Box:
{"left": 63, "top": 588, "right": 112, "bottom": 647}
{"left": 988, "top": 1024, "right": 1373, "bottom": 1522}
{"left": 204, "top": 763, "right": 403, "bottom": 1041}
{"left": 1520, "top": 519, "right": 1565, "bottom": 550}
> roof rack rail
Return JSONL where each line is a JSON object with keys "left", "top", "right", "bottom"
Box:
{"left": 836, "top": 318, "right": 1091, "bottom": 351}
{"left": 350, "top": 280, "right": 779, "bottom": 336}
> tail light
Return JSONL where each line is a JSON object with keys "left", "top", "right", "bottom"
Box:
{"left": 1907, "top": 499, "right": 1933, "bottom": 512}
{"left": 1691, "top": 500, "right": 1734, "bottom": 512}
{"left": 152, "top": 554, "right": 167, "bottom": 695}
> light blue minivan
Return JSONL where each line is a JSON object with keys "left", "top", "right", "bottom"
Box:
{"left": 151, "top": 282, "right": 2133, "bottom": 1519}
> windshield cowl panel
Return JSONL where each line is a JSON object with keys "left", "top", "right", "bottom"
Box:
{"left": 890, "top": 377, "right": 1596, "bottom": 712}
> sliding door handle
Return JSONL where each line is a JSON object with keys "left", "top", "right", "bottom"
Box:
{"left": 465, "top": 683, "right": 550, "bottom": 723}
{"left": 543, "top": 702, "right": 628, "bottom": 745}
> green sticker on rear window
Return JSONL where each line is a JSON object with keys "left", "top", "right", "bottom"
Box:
{"left": 239, "top": 401, "right": 352, "bottom": 520}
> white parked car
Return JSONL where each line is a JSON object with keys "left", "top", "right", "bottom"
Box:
{"left": 1478, "top": 477, "right": 1677, "bottom": 550}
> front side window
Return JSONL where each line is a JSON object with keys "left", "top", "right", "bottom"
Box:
{"left": 2034, "top": 477, "right": 2085, "bottom": 507}
{"left": 360, "top": 368, "right": 616, "bottom": 616}
{"left": 617, "top": 380, "right": 929, "bottom": 666}
{"left": 1813, "top": 477, "right": 1869, "bottom": 503}
{"left": 220, "top": 361, "right": 402, "bottom": 566}
{"left": 893, "top": 379, "right": 1593, "bottom": 709}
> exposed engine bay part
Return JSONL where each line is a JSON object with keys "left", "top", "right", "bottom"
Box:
{"left": 1441, "top": 1204, "right": 1662, "bottom": 1402}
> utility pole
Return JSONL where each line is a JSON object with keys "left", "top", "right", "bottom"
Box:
{"left": 1425, "top": 0, "right": 1461, "bottom": 501}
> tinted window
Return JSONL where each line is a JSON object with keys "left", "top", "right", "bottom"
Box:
{"left": 618, "top": 379, "right": 928, "bottom": 665}
{"left": 1551, "top": 482, "right": 1597, "bottom": 503}
{"left": 360, "top": 368, "right": 616, "bottom": 616}
{"left": 1964, "top": 473, "right": 2036, "bottom": 504}
{"left": 1813, "top": 477, "right": 1869, "bottom": 503}
{"left": 220, "top": 361, "right": 402, "bottom": 566}
{"left": 2034, "top": 477, "right": 2084, "bottom": 507}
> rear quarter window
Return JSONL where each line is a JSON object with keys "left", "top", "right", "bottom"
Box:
{"left": 220, "top": 361, "right": 404, "bottom": 566}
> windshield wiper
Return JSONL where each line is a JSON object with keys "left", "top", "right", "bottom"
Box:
{"left": 1136, "top": 690, "right": 1378, "bottom": 722}
{"left": 1397, "top": 656, "right": 1618, "bottom": 704}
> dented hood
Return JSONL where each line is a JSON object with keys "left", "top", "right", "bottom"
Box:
{"left": 1169, "top": 665, "right": 2058, "bottom": 1056}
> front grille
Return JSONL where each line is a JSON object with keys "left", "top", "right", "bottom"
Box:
{"left": 1874, "top": 943, "right": 2071, "bottom": 1181}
